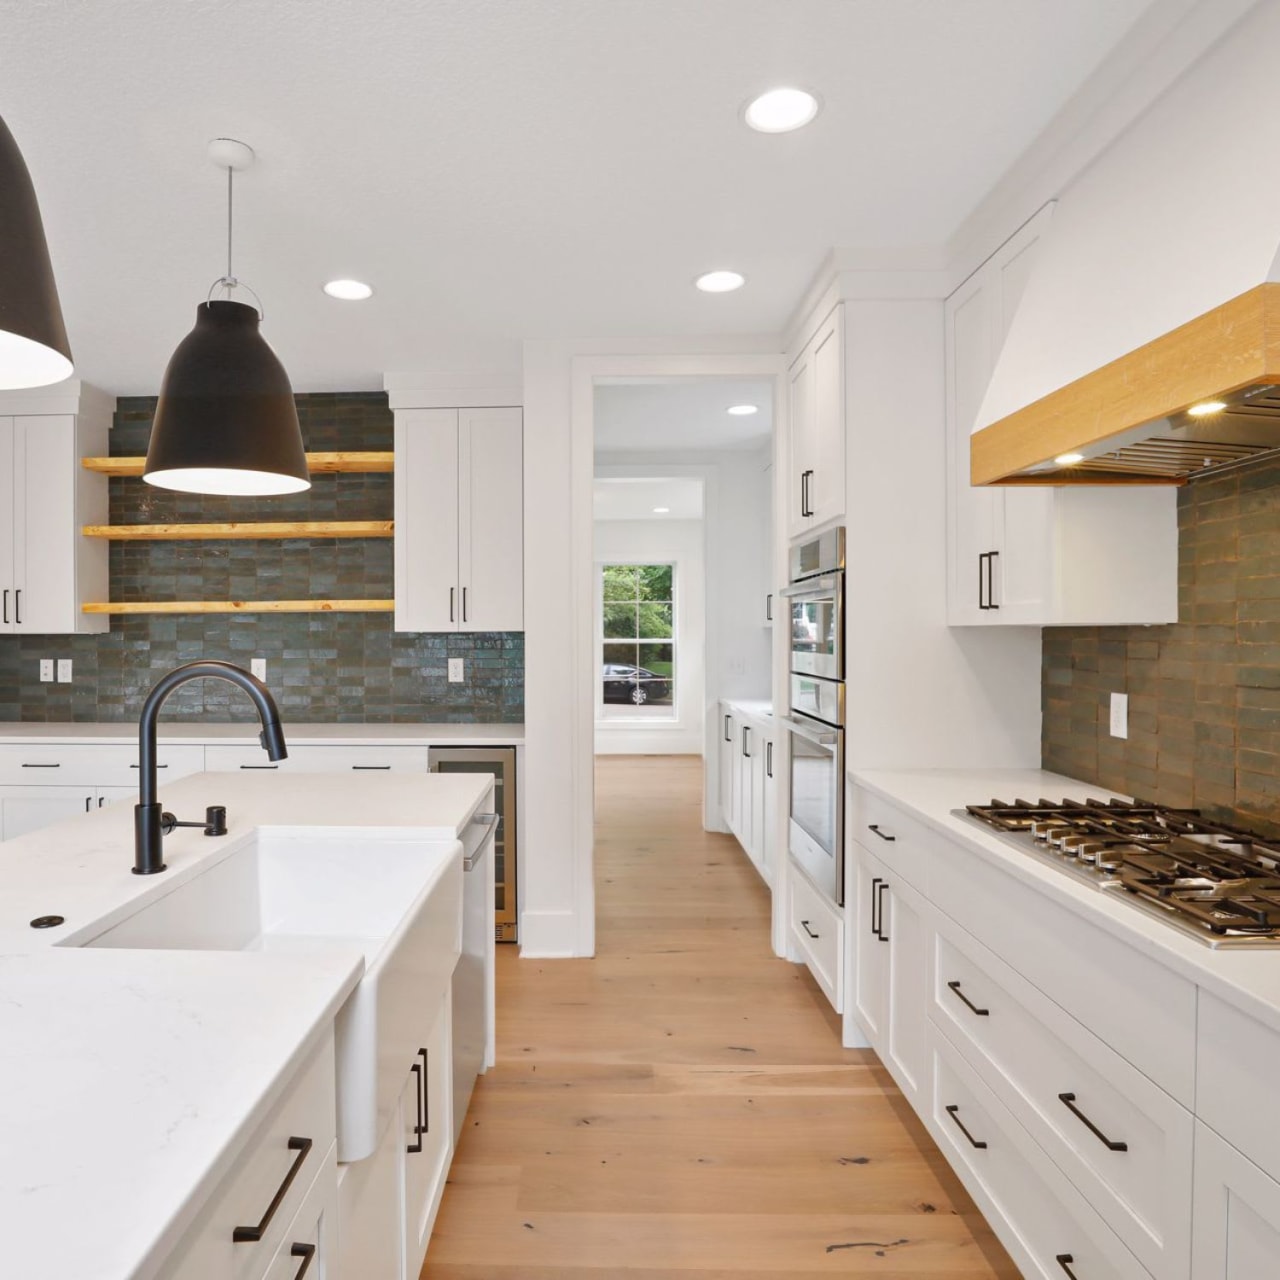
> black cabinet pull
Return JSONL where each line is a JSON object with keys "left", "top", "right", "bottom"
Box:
{"left": 85, "top": 795, "right": 91, "bottom": 812}
{"left": 352, "top": 764, "right": 392, "bottom": 770}
{"left": 800, "top": 919, "right": 819, "bottom": 940}
{"left": 766, "top": 740, "right": 773, "bottom": 779}
{"left": 231, "top": 1136, "right": 312, "bottom": 1242}
{"left": 407, "top": 1061, "right": 424, "bottom": 1153}
{"left": 1055, "top": 1256, "right": 1079, "bottom": 1280}
{"left": 877, "top": 881, "right": 890, "bottom": 942}
{"left": 239, "top": 764, "right": 279, "bottom": 770}
{"left": 2, "top": 588, "right": 7, "bottom": 624}
{"left": 419, "top": 1047, "right": 430, "bottom": 1135}
{"left": 723, "top": 714, "right": 732, "bottom": 743}
{"left": 947, "top": 980, "right": 990, "bottom": 1017}
{"left": 14, "top": 589, "right": 20, "bottom": 625}
{"left": 766, "top": 593, "right": 773, "bottom": 621}
{"left": 130, "top": 762, "right": 168, "bottom": 769}
{"left": 462, "top": 586, "right": 469, "bottom": 623}
{"left": 1058, "top": 1093, "right": 1128, "bottom": 1151}
{"left": 867, "top": 823, "right": 895, "bottom": 842}
{"left": 290, "top": 1243, "right": 317, "bottom": 1279}
{"left": 944, "top": 1104, "right": 988, "bottom": 1149}
{"left": 450, "top": 586, "right": 455, "bottom": 623}
{"left": 870, "top": 876, "right": 883, "bottom": 938}
{"left": 22, "top": 762, "right": 60, "bottom": 768}
{"left": 742, "top": 725, "right": 750, "bottom": 758}
{"left": 98, "top": 795, "right": 105, "bottom": 808}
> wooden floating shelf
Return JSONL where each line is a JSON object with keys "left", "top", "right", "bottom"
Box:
{"left": 82, "top": 520, "right": 393, "bottom": 541}
{"left": 81, "top": 599, "right": 395, "bottom": 616}
{"left": 81, "top": 451, "right": 395, "bottom": 477}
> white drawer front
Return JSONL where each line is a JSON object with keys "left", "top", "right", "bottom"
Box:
{"left": 930, "top": 1026, "right": 1151, "bottom": 1280}
{"left": 0, "top": 742, "right": 205, "bottom": 787}
{"left": 263, "top": 1150, "right": 338, "bottom": 1280}
{"left": 205, "top": 743, "right": 430, "bottom": 774}
{"left": 932, "top": 918, "right": 1192, "bottom": 1278}
{"left": 789, "top": 861, "right": 844, "bottom": 1012}
{"left": 849, "top": 785, "right": 934, "bottom": 891}
{"left": 930, "top": 833, "right": 1197, "bottom": 1104}
{"left": 1197, "top": 993, "right": 1280, "bottom": 1187}
{"left": 161, "top": 1032, "right": 337, "bottom": 1280}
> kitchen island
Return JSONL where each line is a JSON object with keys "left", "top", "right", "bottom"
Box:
{"left": 0, "top": 769, "right": 491, "bottom": 1280}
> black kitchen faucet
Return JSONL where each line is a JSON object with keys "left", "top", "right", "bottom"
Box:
{"left": 133, "top": 660, "right": 287, "bottom": 875}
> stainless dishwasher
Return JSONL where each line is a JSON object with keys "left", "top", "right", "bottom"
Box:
{"left": 451, "top": 805, "right": 497, "bottom": 1142}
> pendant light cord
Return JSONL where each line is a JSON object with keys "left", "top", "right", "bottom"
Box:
{"left": 205, "top": 160, "right": 263, "bottom": 318}
{"left": 226, "top": 164, "right": 234, "bottom": 285}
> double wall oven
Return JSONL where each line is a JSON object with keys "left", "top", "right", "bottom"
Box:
{"left": 781, "top": 527, "right": 846, "bottom": 906}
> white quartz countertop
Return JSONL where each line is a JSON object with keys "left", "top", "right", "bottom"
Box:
{"left": 851, "top": 767, "right": 1280, "bottom": 1037}
{"left": 0, "top": 720, "right": 524, "bottom": 745}
{"left": 0, "top": 769, "right": 490, "bottom": 1280}
{"left": 723, "top": 698, "right": 773, "bottom": 721}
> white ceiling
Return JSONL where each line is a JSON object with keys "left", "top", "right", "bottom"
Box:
{"left": 2, "top": 0, "right": 1156, "bottom": 395}
{"left": 594, "top": 379, "right": 773, "bottom": 453}
{"left": 594, "top": 477, "right": 705, "bottom": 522}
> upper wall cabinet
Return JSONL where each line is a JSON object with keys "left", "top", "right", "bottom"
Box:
{"left": 395, "top": 407, "right": 523, "bottom": 633}
{"left": 0, "top": 385, "right": 110, "bottom": 636}
{"left": 787, "top": 304, "right": 846, "bottom": 540}
{"left": 945, "top": 208, "right": 1177, "bottom": 626}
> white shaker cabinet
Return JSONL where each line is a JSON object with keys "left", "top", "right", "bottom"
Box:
{"left": 718, "top": 701, "right": 776, "bottom": 888}
{"left": 1192, "top": 1122, "right": 1280, "bottom": 1280}
{"left": 0, "top": 393, "right": 110, "bottom": 636}
{"left": 395, "top": 406, "right": 523, "bottom": 633}
{"left": 786, "top": 304, "right": 845, "bottom": 539}
{"left": 945, "top": 206, "right": 1177, "bottom": 626}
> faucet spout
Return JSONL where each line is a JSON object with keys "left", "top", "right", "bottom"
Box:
{"left": 134, "top": 660, "right": 287, "bottom": 875}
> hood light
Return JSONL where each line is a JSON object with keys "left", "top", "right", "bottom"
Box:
{"left": 1054, "top": 452, "right": 1085, "bottom": 466}
{"left": 1187, "top": 400, "right": 1228, "bottom": 417}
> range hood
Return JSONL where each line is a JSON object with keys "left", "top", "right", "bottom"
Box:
{"left": 972, "top": 284, "right": 1280, "bottom": 486}
{"left": 969, "top": 1, "right": 1280, "bottom": 488}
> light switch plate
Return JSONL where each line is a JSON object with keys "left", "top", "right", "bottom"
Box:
{"left": 39, "top": 659, "right": 53, "bottom": 682}
{"left": 56, "top": 659, "right": 72, "bottom": 684}
{"left": 250, "top": 658, "right": 267, "bottom": 681}
{"left": 1110, "top": 692, "right": 1128, "bottom": 739}
{"left": 448, "top": 658, "right": 464, "bottom": 683}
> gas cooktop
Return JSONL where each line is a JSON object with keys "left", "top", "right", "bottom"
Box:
{"left": 956, "top": 798, "right": 1280, "bottom": 949}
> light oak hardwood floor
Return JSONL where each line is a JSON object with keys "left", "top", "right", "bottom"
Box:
{"left": 422, "top": 754, "right": 1019, "bottom": 1278}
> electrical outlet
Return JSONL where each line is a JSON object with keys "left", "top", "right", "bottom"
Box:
{"left": 448, "top": 658, "right": 464, "bottom": 683}
{"left": 56, "top": 659, "right": 72, "bottom": 684}
{"left": 1110, "top": 692, "right": 1128, "bottom": 739}
{"left": 39, "top": 659, "right": 53, "bottom": 682}
{"left": 250, "top": 658, "right": 267, "bottom": 681}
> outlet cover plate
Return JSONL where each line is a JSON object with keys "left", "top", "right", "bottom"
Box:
{"left": 1110, "top": 692, "right": 1128, "bottom": 739}
{"left": 56, "top": 659, "right": 72, "bottom": 684}
{"left": 39, "top": 659, "right": 53, "bottom": 682}
{"left": 448, "top": 658, "right": 464, "bottom": 683}
{"left": 250, "top": 658, "right": 267, "bottom": 681}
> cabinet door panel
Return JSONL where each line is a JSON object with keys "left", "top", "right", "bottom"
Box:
{"left": 1192, "top": 1122, "right": 1280, "bottom": 1280}
{"left": 0, "top": 786, "right": 95, "bottom": 840}
{"left": 0, "top": 419, "right": 13, "bottom": 634}
{"left": 404, "top": 994, "right": 453, "bottom": 1276}
{"left": 809, "top": 308, "right": 845, "bottom": 528}
{"left": 395, "top": 408, "right": 460, "bottom": 633}
{"left": 885, "top": 876, "right": 927, "bottom": 1106}
{"left": 337, "top": 1093, "right": 405, "bottom": 1280}
{"left": 14, "top": 416, "right": 75, "bottom": 634}
{"left": 787, "top": 347, "right": 814, "bottom": 538}
{"left": 851, "top": 848, "right": 888, "bottom": 1042}
{"left": 459, "top": 407, "right": 523, "bottom": 632}
{"left": 718, "top": 708, "right": 735, "bottom": 833}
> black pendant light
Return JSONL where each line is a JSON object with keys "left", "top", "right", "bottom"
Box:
{"left": 0, "top": 114, "right": 73, "bottom": 389}
{"left": 145, "top": 138, "right": 309, "bottom": 496}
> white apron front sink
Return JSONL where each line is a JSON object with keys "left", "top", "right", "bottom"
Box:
{"left": 63, "top": 828, "right": 462, "bottom": 1162}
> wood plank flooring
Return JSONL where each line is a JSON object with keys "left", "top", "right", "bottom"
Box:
{"left": 421, "top": 754, "right": 1019, "bottom": 1278}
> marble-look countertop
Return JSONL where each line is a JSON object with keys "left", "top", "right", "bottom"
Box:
{"left": 723, "top": 698, "right": 773, "bottom": 722}
{"left": 851, "top": 767, "right": 1280, "bottom": 1038}
{"left": 0, "top": 769, "right": 490, "bottom": 1280}
{"left": 0, "top": 720, "right": 524, "bottom": 745}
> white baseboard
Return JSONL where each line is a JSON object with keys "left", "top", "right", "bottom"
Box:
{"left": 517, "top": 909, "right": 586, "bottom": 957}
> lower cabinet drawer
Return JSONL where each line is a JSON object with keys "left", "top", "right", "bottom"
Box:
{"left": 262, "top": 1154, "right": 338, "bottom": 1280}
{"left": 160, "top": 1032, "right": 338, "bottom": 1280}
{"left": 930, "top": 1025, "right": 1151, "bottom": 1280}
{"left": 205, "top": 743, "right": 430, "bottom": 774}
{"left": 0, "top": 742, "right": 205, "bottom": 786}
{"left": 789, "top": 861, "right": 844, "bottom": 1012}
{"left": 931, "top": 916, "right": 1192, "bottom": 1278}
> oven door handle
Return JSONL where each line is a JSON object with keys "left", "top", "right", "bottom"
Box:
{"left": 780, "top": 577, "right": 840, "bottom": 598}
{"left": 779, "top": 716, "right": 839, "bottom": 747}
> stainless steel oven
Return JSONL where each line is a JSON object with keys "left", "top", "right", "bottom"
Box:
{"left": 782, "top": 527, "right": 845, "bottom": 680}
{"left": 783, "top": 527, "right": 847, "bottom": 906}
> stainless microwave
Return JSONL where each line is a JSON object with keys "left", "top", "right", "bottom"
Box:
{"left": 782, "top": 527, "right": 845, "bottom": 682}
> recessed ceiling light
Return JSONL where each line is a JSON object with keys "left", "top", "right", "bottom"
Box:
{"left": 653, "top": 506, "right": 670, "bottom": 514}
{"left": 323, "top": 279, "right": 374, "bottom": 300}
{"left": 744, "top": 88, "right": 821, "bottom": 134}
{"left": 695, "top": 270, "right": 745, "bottom": 293}
{"left": 1054, "top": 452, "right": 1085, "bottom": 466}
{"left": 727, "top": 404, "right": 759, "bottom": 416}
{"left": 1187, "top": 399, "right": 1227, "bottom": 417}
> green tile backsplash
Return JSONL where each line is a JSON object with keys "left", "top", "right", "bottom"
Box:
{"left": 0, "top": 394, "right": 523, "bottom": 723}
{"left": 1042, "top": 456, "right": 1280, "bottom": 834}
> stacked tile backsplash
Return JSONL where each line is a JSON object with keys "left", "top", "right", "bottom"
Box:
{"left": 0, "top": 393, "right": 523, "bottom": 723}
{"left": 1042, "top": 456, "right": 1280, "bottom": 834}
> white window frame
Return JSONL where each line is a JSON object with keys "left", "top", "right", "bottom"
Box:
{"left": 596, "top": 559, "right": 678, "bottom": 722}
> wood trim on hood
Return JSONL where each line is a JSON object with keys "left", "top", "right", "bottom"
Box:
{"left": 970, "top": 283, "right": 1280, "bottom": 485}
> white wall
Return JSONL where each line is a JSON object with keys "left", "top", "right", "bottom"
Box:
{"left": 593, "top": 517, "right": 706, "bottom": 756}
